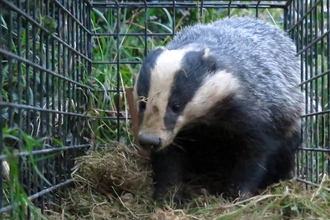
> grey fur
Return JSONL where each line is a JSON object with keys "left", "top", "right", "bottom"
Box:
{"left": 166, "top": 17, "right": 304, "bottom": 128}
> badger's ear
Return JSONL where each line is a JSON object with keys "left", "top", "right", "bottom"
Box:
{"left": 154, "top": 46, "right": 167, "bottom": 52}
{"left": 202, "top": 48, "right": 217, "bottom": 74}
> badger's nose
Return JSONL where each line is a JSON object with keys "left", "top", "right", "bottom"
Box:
{"left": 138, "top": 133, "right": 161, "bottom": 151}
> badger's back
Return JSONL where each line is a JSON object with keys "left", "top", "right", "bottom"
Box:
{"left": 167, "top": 17, "right": 303, "bottom": 135}
{"left": 167, "top": 17, "right": 300, "bottom": 89}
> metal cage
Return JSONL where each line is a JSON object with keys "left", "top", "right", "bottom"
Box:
{"left": 0, "top": 0, "right": 329, "bottom": 218}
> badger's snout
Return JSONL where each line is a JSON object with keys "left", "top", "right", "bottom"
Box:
{"left": 138, "top": 133, "right": 162, "bottom": 151}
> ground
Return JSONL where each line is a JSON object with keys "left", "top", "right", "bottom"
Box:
{"left": 50, "top": 142, "right": 330, "bottom": 220}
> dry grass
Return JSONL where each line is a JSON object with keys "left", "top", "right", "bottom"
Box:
{"left": 55, "top": 142, "right": 330, "bottom": 220}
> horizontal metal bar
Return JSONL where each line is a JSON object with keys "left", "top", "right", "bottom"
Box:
{"left": 0, "top": 179, "right": 73, "bottom": 214}
{"left": 92, "top": 89, "right": 124, "bottom": 92}
{"left": 299, "top": 69, "right": 330, "bottom": 86}
{"left": 0, "top": 102, "right": 95, "bottom": 119}
{"left": 297, "top": 147, "right": 330, "bottom": 152}
{"left": 91, "top": 2, "right": 287, "bottom": 9}
{"left": 91, "top": 33, "right": 173, "bottom": 37}
{"left": 0, "top": 144, "right": 91, "bottom": 160}
{"left": 0, "top": 49, "right": 92, "bottom": 91}
{"left": 0, "top": 102, "right": 131, "bottom": 121}
{"left": 92, "top": 61, "right": 141, "bottom": 65}
{"left": 301, "top": 109, "right": 330, "bottom": 118}
{"left": 102, "top": 116, "right": 131, "bottom": 120}
{"left": 295, "top": 178, "right": 321, "bottom": 187}
{"left": 297, "top": 29, "right": 330, "bottom": 55}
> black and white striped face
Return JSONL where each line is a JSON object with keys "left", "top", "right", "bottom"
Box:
{"left": 133, "top": 47, "right": 240, "bottom": 151}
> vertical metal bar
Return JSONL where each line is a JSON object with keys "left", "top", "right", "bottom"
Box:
{"left": 25, "top": 0, "right": 32, "bottom": 209}
{"left": 292, "top": 0, "right": 297, "bottom": 178}
{"left": 116, "top": 0, "right": 121, "bottom": 142}
{"left": 44, "top": 0, "right": 51, "bottom": 210}
{"left": 51, "top": 0, "right": 58, "bottom": 212}
{"left": 67, "top": 0, "right": 72, "bottom": 145}
{"left": 327, "top": 0, "right": 330, "bottom": 175}
{"left": 283, "top": 3, "right": 288, "bottom": 31}
{"left": 76, "top": 0, "right": 80, "bottom": 125}
{"left": 71, "top": 0, "right": 75, "bottom": 150}
{"left": 256, "top": 0, "right": 261, "bottom": 18}
{"left": 144, "top": 0, "right": 148, "bottom": 57}
{"left": 296, "top": 0, "right": 300, "bottom": 57}
{"left": 77, "top": 0, "right": 81, "bottom": 144}
{"left": 300, "top": 0, "right": 305, "bottom": 184}
{"left": 63, "top": 0, "right": 69, "bottom": 187}
{"left": 68, "top": 0, "right": 74, "bottom": 146}
{"left": 7, "top": 9, "right": 13, "bottom": 130}
{"left": 57, "top": 0, "right": 63, "bottom": 208}
{"left": 319, "top": 0, "right": 325, "bottom": 177}
{"left": 67, "top": 0, "right": 72, "bottom": 146}
{"left": 76, "top": 0, "right": 80, "bottom": 145}
{"left": 78, "top": 0, "right": 83, "bottom": 137}
{"left": 86, "top": 0, "right": 92, "bottom": 140}
{"left": 228, "top": 0, "right": 232, "bottom": 17}
{"left": 297, "top": 0, "right": 303, "bottom": 186}
{"left": 304, "top": 0, "right": 309, "bottom": 186}
{"left": 74, "top": 0, "right": 78, "bottom": 144}
{"left": 65, "top": 0, "right": 70, "bottom": 185}
{"left": 87, "top": 1, "right": 92, "bottom": 77}
{"left": 31, "top": 0, "right": 39, "bottom": 206}
{"left": 172, "top": 0, "right": 175, "bottom": 37}
{"left": 0, "top": 0, "right": 3, "bottom": 214}
{"left": 200, "top": 0, "right": 203, "bottom": 23}
{"left": 16, "top": 0, "right": 26, "bottom": 216}
{"left": 313, "top": 0, "right": 319, "bottom": 184}
{"left": 39, "top": 0, "right": 45, "bottom": 213}
{"left": 308, "top": 0, "right": 314, "bottom": 184}
{"left": 16, "top": 0, "right": 23, "bottom": 188}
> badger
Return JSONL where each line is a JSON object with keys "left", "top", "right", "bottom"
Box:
{"left": 133, "top": 17, "right": 304, "bottom": 203}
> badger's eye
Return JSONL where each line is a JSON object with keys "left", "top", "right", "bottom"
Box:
{"left": 171, "top": 102, "right": 181, "bottom": 112}
{"left": 139, "top": 101, "right": 146, "bottom": 112}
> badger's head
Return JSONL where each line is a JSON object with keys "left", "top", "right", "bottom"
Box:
{"left": 133, "top": 47, "right": 240, "bottom": 151}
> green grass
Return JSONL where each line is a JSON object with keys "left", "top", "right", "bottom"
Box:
{"left": 1, "top": 127, "right": 65, "bottom": 220}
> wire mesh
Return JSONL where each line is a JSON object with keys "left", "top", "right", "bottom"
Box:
{"left": 286, "top": 0, "right": 330, "bottom": 187}
{"left": 0, "top": 0, "right": 329, "bottom": 218}
{"left": 0, "top": 0, "right": 92, "bottom": 218}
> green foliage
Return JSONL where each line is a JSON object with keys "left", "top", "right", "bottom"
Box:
{"left": 41, "top": 16, "right": 58, "bottom": 35}
{"left": 1, "top": 127, "right": 65, "bottom": 220}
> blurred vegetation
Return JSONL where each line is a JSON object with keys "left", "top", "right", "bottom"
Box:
{"left": 0, "top": 0, "right": 329, "bottom": 219}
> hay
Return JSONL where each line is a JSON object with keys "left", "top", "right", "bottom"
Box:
{"left": 59, "top": 142, "right": 330, "bottom": 220}
{"left": 63, "top": 142, "right": 153, "bottom": 219}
